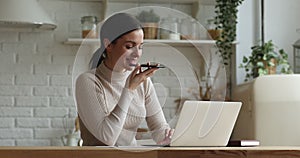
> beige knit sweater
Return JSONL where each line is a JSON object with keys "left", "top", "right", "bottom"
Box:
{"left": 75, "top": 63, "right": 170, "bottom": 146}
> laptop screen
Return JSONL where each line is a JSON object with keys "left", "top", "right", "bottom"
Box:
{"left": 170, "top": 101, "right": 242, "bottom": 147}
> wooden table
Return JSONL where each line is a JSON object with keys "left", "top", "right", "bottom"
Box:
{"left": 1, "top": 146, "right": 300, "bottom": 158}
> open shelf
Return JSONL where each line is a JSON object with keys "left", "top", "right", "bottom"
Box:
{"left": 64, "top": 38, "right": 100, "bottom": 45}
{"left": 63, "top": 0, "right": 215, "bottom": 5}
{"left": 64, "top": 38, "right": 217, "bottom": 46}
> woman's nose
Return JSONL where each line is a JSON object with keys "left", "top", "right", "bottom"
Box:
{"left": 132, "top": 47, "right": 142, "bottom": 57}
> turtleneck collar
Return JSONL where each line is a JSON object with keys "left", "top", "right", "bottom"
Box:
{"left": 96, "top": 62, "right": 131, "bottom": 83}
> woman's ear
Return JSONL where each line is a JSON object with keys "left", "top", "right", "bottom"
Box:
{"left": 103, "top": 38, "right": 112, "bottom": 51}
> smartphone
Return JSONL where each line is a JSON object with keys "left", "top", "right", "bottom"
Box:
{"left": 140, "top": 64, "right": 165, "bottom": 68}
{"left": 130, "top": 63, "right": 165, "bottom": 68}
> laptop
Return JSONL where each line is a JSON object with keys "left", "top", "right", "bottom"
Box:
{"left": 140, "top": 100, "right": 242, "bottom": 147}
{"left": 170, "top": 100, "right": 242, "bottom": 146}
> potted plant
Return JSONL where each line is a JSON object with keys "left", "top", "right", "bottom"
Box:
{"left": 240, "top": 40, "right": 293, "bottom": 81}
{"left": 136, "top": 9, "right": 160, "bottom": 39}
{"left": 202, "top": 0, "right": 244, "bottom": 101}
{"left": 214, "top": 0, "right": 244, "bottom": 66}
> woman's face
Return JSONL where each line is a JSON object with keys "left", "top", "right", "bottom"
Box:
{"left": 105, "top": 29, "right": 144, "bottom": 72}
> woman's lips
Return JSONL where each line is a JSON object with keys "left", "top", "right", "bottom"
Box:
{"left": 128, "top": 59, "right": 137, "bottom": 66}
{"left": 129, "top": 63, "right": 137, "bottom": 67}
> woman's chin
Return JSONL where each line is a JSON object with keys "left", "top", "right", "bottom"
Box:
{"left": 125, "top": 65, "right": 134, "bottom": 71}
{"left": 126, "top": 63, "right": 136, "bottom": 70}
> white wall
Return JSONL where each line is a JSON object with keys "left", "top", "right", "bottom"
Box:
{"left": 236, "top": 0, "right": 300, "bottom": 84}
{"left": 236, "top": 0, "right": 260, "bottom": 84}
{"left": 264, "top": 0, "right": 300, "bottom": 64}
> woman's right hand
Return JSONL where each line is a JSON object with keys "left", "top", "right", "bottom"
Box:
{"left": 157, "top": 128, "right": 175, "bottom": 145}
{"left": 126, "top": 65, "right": 158, "bottom": 90}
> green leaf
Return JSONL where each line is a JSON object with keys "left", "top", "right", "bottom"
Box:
{"left": 243, "top": 56, "right": 248, "bottom": 63}
{"left": 268, "top": 61, "right": 275, "bottom": 67}
{"left": 257, "top": 61, "right": 264, "bottom": 67}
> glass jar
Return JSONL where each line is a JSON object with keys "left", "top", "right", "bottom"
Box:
{"left": 206, "top": 19, "right": 221, "bottom": 40}
{"left": 159, "top": 18, "right": 169, "bottom": 39}
{"left": 191, "top": 19, "right": 200, "bottom": 40}
{"left": 180, "top": 18, "right": 194, "bottom": 40}
{"left": 159, "top": 17, "right": 180, "bottom": 40}
{"left": 180, "top": 18, "right": 200, "bottom": 40}
{"left": 81, "top": 16, "right": 98, "bottom": 38}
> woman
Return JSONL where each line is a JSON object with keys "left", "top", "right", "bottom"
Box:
{"left": 75, "top": 13, "right": 173, "bottom": 146}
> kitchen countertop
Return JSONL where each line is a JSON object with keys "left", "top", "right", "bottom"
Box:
{"left": 1, "top": 146, "right": 300, "bottom": 158}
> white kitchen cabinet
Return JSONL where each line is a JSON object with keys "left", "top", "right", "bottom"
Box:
{"left": 232, "top": 75, "right": 300, "bottom": 146}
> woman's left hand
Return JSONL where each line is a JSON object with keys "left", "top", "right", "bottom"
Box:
{"left": 157, "top": 128, "right": 175, "bottom": 145}
{"left": 126, "top": 64, "right": 158, "bottom": 90}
